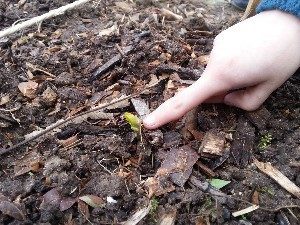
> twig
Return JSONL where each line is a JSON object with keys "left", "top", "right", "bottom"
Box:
{"left": 0, "top": 83, "right": 158, "bottom": 156}
{"left": 0, "top": 0, "right": 91, "bottom": 39}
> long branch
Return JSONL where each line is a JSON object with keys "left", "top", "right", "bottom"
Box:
{"left": 0, "top": 0, "right": 91, "bottom": 39}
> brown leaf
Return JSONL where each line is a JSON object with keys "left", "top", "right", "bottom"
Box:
{"left": 195, "top": 216, "right": 209, "bottom": 225}
{"left": 58, "top": 135, "right": 78, "bottom": 148}
{"left": 42, "top": 86, "right": 57, "bottom": 103}
{"left": 0, "top": 194, "right": 25, "bottom": 221}
{"left": 144, "top": 177, "right": 175, "bottom": 198}
{"left": 14, "top": 151, "right": 42, "bottom": 177}
{"left": 251, "top": 190, "right": 260, "bottom": 205}
{"left": 59, "top": 197, "right": 77, "bottom": 212}
{"left": 78, "top": 200, "right": 90, "bottom": 220}
{"left": 18, "top": 81, "right": 38, "bottom": 99}
{"left": 0, "top": 95, "right": 10, "bottom": 105}
{"left": 197, "top": 55, "right": 210, "bottom": 66}
{"left": 40, "top": 188, "right": 62, "bottom": 209}
{"left": 78, "top": 195, "right": 105, "bottom": 208}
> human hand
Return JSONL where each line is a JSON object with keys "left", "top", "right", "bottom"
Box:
{"left": 143, "top": 10, "right": 300, "bottom": 129}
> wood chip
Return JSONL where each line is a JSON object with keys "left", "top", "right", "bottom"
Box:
{"left": 158, "top": 209, "right": 177, "bottom": 225}
{"left": 145, "top": 146, "right": 199, "bottom": 197}
{"left": 199, "top": 129, "right": 226, "bottom": 157}
{"left": 18, "top": 81, "right": 38, "bottom": 99}
{"left": 160, "top": 8, "right": 183, "bottom": 21}
{"left": 123, "top": 204, "right": 151, "bottom": 225}
{"left": 253, "top": 158, "right": 300, "bottom": 199}
{"left": 14, "top": 151, "right": 42, "bottom": 176}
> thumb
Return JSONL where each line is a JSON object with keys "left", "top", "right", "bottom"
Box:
{"left": 224, "top": 83, "right": 272, "bottom": 111}
{"left": 143, "top": 75, "right": 227, "bottom": 129}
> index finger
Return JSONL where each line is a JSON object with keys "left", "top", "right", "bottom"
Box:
{"left": 143, "top": 74, "right": 227, "bottom": 129}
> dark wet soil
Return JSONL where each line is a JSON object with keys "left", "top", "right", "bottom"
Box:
{"left": 0, "top": 0, "right": 299, "bottom": 224}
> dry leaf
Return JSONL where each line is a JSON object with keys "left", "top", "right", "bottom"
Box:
{"left": 254, "top": 158, "right": 300, "bottom": 199}
{"left": 0, "top": 194, "right": 25, "bottom": 221}
{"left": 78, "top": 200, "right": 90, "bottom": 220}
{"left": 115, "top": 1, "right": 133, "bottom": 12}
{"left": 42, "top": 86, "right": 57, "bottom": 103}
{"left": 18, "top": 81, "right": 38, "bottom": 98}
{"left": 99, "top": 24, "right": 119, "bottom": 37}
{"left": 59, "top": 197, "right": 77, "bottom": 212}
{"left": 40, "top": 188, "right": 61, "bottom": 209}
{"left": 58, "top": 135, "right": 78, "bottom": 148}
{"left": 14, "top": 151, "right": 42, "bottom": 177}
{"left": 0, "top": 95, "right": 10, "bottom": 105}
{"left": 251, "top": 190, "right": 260, "bottom": 205}
{"left": 78, "top": 195, "right": 105, "bottom": 208}
{"left": 144, "top": 176, "right": 175, "bottom": 198}
{"left": 197, "top": 55, "right": 210, "bottom": 65}
{"left": 131, "top": 98, "right": 150, "bottom": 119}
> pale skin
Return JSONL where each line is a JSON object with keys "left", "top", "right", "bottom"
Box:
{"left": 143, "top": 10, "right": 300, "bottom": 129}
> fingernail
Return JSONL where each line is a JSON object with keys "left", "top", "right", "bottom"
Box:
{"left": 143, "top": 115, "right": 156, "bottom": 127}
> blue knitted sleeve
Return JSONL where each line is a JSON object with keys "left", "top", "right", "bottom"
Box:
{"left": 256, "top": 0, "right": 300, "bottom": 18}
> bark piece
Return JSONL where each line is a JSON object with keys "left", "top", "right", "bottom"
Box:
{"left": 145, "top": 146, "right": 199, "bottom": 197}
{"left": 158, "top": 146, "right": 199, "bottom": 187}
{"left": 230, "top": 117, "right": 255, "bottom": 168}
{"left": 123, "top": 204, "right": 151, "bottom": 225}
{"left": 199, "top": 129, "right": 226, "bottom": 158}
{"left": 158, "top": 208, "right": 177, "bottom": 225}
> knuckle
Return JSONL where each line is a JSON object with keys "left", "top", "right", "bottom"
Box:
{"left": 240, "top": 100, "right": 261, "bottom": 111}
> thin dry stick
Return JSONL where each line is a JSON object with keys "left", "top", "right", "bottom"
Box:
{"left": 0, "top": 84, "right": 157, "bottom": 155}
{"left": 0, "top": 0, "right": 91, "bottom": 39}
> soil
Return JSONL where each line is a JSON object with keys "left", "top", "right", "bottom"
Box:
{"left": 0, "top": 0, "right": 299, "bottom": 225}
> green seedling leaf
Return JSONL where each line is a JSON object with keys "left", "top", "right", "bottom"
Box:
{"left": 78, "top": 195, "right": 105, "bottom": 208}
{"left": 124, "top": 112, "right": 141, "bottom": 133}
{"left": 209, "top": 178, "right": 231, "bottom": 190}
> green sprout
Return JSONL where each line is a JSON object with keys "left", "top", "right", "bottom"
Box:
{"left": 258, "top": 133, "right": 272, "bottom": 150}
{"left": 150, "top": 197, "right": 159, "bottom": 215}
{"left": 123, "top": 112, "right": 141, "bottom": 134}
{"left": 148, "top": 197, "right": 159, "bottom": 222}
{"left": 259, "top": 186, "right": 275, "bottom": 196}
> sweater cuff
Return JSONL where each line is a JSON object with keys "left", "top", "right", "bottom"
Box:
{"left": 256, "top": 0, "right": 300, "bottom": 18}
